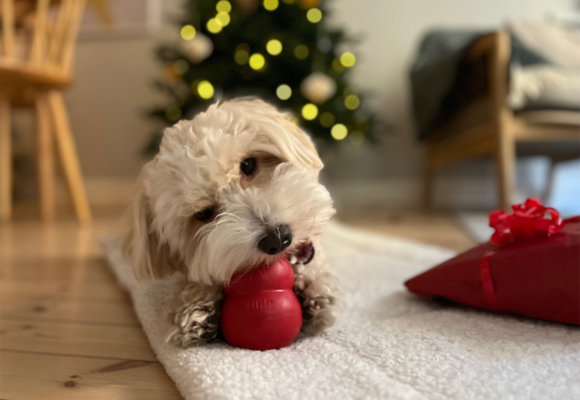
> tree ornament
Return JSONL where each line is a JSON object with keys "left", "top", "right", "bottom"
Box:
{"left": 234, "top": 0, "right": 260, "bottom": 13}
{"left": 299, "top": 0, "right": 320, "bottom": 10}
{"left": 300, "top": 72, "right": 337, "bottom": 104}
{"left": 180, "top": 33, "right": 213, "bottom": 64}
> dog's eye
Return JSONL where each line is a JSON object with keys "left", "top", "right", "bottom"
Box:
{"left": 240, "top": 158, "right": 256, "bottom": 176}
{"left": 194, "top": 208, "right": 214, "bottom": 222}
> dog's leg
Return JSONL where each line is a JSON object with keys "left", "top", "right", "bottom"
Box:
{"left": 166, "top": 282, "right": 223, "bottom": 348}
{"left": 291, "top": 243, "right": 338, "bottom": 335}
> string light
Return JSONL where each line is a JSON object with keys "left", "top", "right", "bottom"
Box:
{"left": 276, "top": 84, "right": 292, "bottom": 100}
{"left": 235, "top": 44, "right": 250, "bottom": 65}
{"left": 349, "top": 131, "right": 365, "bottom": 145}
{"left": 332, "top": 58, "right": 345, "bottom": 73}
{"left": 181, "top": 25, "right": 196, "bottom": 40}
{"left": 331, "top": 123, "right": 348, "bottom": 140}
{"left": 294, "top": 45, "right": 309, "bottom": 60}
{"left": 207, "top": 18, "right": 222, "bottom": 33}
{"left": 263, "top": 0, "right": 279, "bottom": 11}
{"left": 216, "top": 0, "right": 232, "bottom": 13}
{"left": 266, "top": 39, "right": 283, "bottom": 56}
{"left": 216, "top": 12, "right": 231, "bottom": 27}
{"left": 319, "top": 112, "right": 335, "bottom": 127}
{"left": 344, "top": 94, "right": 360, "bottom": 110}
{"left": 306, "top": 8, "right": 322, "bottom": 23}
{"left": 197, "top": 80, "right": 215, "bottom": 99}
{"left": 173, "top": 59, "right": 189, "bottom": 74}
{"left": 249, "top": 53, "right": 266, "bottom": 70}
{"left": 166, "top": 105, "right": 182, "bottom": 121}
{"left": 340, "top": 52, "right": 356, "bottom": 67}
{"left": 302, "top": 103, "right": 318, "bottom": 120}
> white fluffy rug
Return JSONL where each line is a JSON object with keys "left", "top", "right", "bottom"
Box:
{"left": 102, "top": 221, "right": 580, "bottom": 400}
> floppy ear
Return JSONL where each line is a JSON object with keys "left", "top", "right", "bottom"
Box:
{"left": 123, "top": 179, "right": 184, "bottom": 280}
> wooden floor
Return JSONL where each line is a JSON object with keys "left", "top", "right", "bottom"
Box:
{"left": 0, "top": 206, "right": 475, "bottom": 399}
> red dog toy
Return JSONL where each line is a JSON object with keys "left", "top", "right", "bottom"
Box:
{"left": 220, "top": 257, "right": 302, "bottom": 350}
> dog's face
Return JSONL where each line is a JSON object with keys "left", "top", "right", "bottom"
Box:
{"left": 125, "top": 99, "right": 335, "bottom": 285}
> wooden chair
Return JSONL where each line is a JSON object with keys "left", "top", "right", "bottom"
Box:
{"left": 0, "top": 0, "right": 91, "bottom": 223}
{"left": 423, "top": 31, "right": 580, "bottom": 212}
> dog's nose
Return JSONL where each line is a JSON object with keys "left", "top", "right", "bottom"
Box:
{"left": 257, "top": 224, "right": 292, "bottom": 255}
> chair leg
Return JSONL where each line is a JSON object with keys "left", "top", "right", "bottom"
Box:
{"left": 541, "top": 157, "right": 557, "bottom": 204}
{"left": 495, "top": 134, "right": 515, "bottom": 212}
{"left": 36, "top": 92, "right": 56, "bottom": 221}
{"left": 47, "top": 90, "right": 91, "bottom": 223}
{"left": 422, "top": 157, "right": 434, "bottom": 210}
{"left": 0, "top": 95, "right": 11, "bottom": 222}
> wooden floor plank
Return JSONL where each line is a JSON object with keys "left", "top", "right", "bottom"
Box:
{"left": 0, "top": 257, "right": 115, "bottom": 283}
{"left": 0, "top": 294, "right": 140, "bottom": 326}
{"left": 0, "top": 351, "right": 182, "bottom": 400}
{"left": 1, "top": 279, "right": 129, "bottom": 302}
{"left": 0, "top": 319, "right": 157, "bottom": 361}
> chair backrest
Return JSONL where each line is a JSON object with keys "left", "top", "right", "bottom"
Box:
{"left": 1, "top": 0, "right": 86, "bottom": 76}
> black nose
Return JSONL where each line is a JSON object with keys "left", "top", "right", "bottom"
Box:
{"left": 257, "top": 224, "right": 292, "bottom": 255}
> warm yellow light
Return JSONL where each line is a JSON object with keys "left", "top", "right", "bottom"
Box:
{"left": 216, "top": 0, "right": 232, "bottom": 13}
{"left": 197, "top": 81, "right": 214, "bottom": 99}
{"left": 331, "top": 124, "right": 348, "bottom": 140}
{"left": 263, "top": 0, "right": 279, "bottom": 11}
{"left": 166, "top": 106, "right": 182, "bottom": 121}
{"left": 216, "top": 12, "right": 231, "bottom": 26}
{"left": 235, "top": 50, "right": 249, "bottom": 65}
{"left": 306, "top": 8, "right": 322, "bottom": 23}
{"left": 181, "top": 25, "right": 196, "bottom": 40}
{"left": 276, "top": 84, "right": 292, "bottom": 100}
{"left": 294, "top": 45, "right": 309, "bottom": 60}
{"left": 319, "top": 112, "right": 335, "bottom": 128}
{"left": 340, "top": 52, "right": 356, "bottom": 67}
{"left": 302, "top": 103, "right": 318, "bottom": 120}
{"left": 332, "top": 58, "right": 345, "bottom": 73}
{"left": 266, "top": 39, "right": 283, "bottom": 56}
{"left": 349, "top": 131, "right": 365, "bottom": 145}
{"left": 344, "top": 94, "right": 360, "bottom": 110}
{"left": 174, "top": 59, "right": 189, "bottom": 74}
{"left": 207, "top": 18, "right": 222, "bottom": 33}
{"left": 249, "top": 53, "right": 266, "bottom": 70}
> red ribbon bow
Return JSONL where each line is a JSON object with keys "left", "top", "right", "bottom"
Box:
{"left": 489, "top": 198, "right": 563, "bottom": 246}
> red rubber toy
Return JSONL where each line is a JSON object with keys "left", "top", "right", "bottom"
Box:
{"left": 220, "top": 257, "right": 302, "bottom": 350}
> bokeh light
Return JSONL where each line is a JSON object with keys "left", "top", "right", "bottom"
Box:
{"left": 181, "top": 25, "right": 196, "bottom": 40}
{"left": 332, "top": 58, "right": 345, "bottom": 73}
{"left": 319, "top": 112, "right": 335, "bottom": 127}
{"left": 294, "top": 45, "right": 309, "bottom": 60}
{"left": 344, "top": 94, "right": 360, "bottom": 110}
{"left": 235, "top": 44, "right": 250, "bottom": 65}
{"left": 207, "top": 18, "right": 222, "bottom": 34}
{"left": 340, "top": 52, "right": 356, "bottom": 67}
{"left": 216, "top": 12, "right": 231, "bottom": 27}
{"left": 216, "top": 1, "right": 232, "bottom": 13}
{"left": 249, "top": 53, "right": 266, "bottom": 70}
{"left": 276, "top": 84, "right": 292, "bottom": 100}
{"left": 197, "top": 81, "right": 215, "bottom": 99}
{"left": 306, "top": 8, "right": 322, "bottom": 23}
{"left": 263, "top": 0, "right": 279, "bottom": 11}
{"left": 166, "top": 105, "right": 182, "bottom": 121}
{"left": 302, "top": 103, "right": 318, "bottom": 120}
{"left": 349, "top": 131, "right": 365, "bottom": 145}
{"left": 266, "top": 39, "right": 283, "bottom": 56}
{"left": 331, "top": 123, "right": 348, "bottom": 140}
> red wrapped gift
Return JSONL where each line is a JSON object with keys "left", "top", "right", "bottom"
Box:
{"left": 405, "top": 199, "right": 580, "bottom": 325}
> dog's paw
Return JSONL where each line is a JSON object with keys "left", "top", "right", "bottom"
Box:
{"left": 299, "top": 293, "right": 336, "bottom": 335}
{"left": 166, "top": 302, "right": 221, "bottom": 348}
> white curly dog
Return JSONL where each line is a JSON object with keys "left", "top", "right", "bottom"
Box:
{"left": 123, "top": 99, "right": 338, "bottom": 348}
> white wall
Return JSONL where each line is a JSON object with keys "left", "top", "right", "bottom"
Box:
{"left": 58, "top": 0, "right": 579, "bottom": 209}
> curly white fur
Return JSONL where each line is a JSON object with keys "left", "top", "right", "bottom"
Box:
{"left": 123, "top": 98, "right": 338, "bottom": 347}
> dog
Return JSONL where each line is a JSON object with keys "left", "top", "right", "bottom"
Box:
{"left": 123, "top": 98, "right": 338, "bottom": 348}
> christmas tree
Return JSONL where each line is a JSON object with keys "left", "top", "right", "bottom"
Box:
{"left": 146, "top": 0, "right": 377, "bottom": 154}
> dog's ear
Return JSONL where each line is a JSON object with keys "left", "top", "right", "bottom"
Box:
{"left": 123, "top": 180, "right": 186, "bottom": 280}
